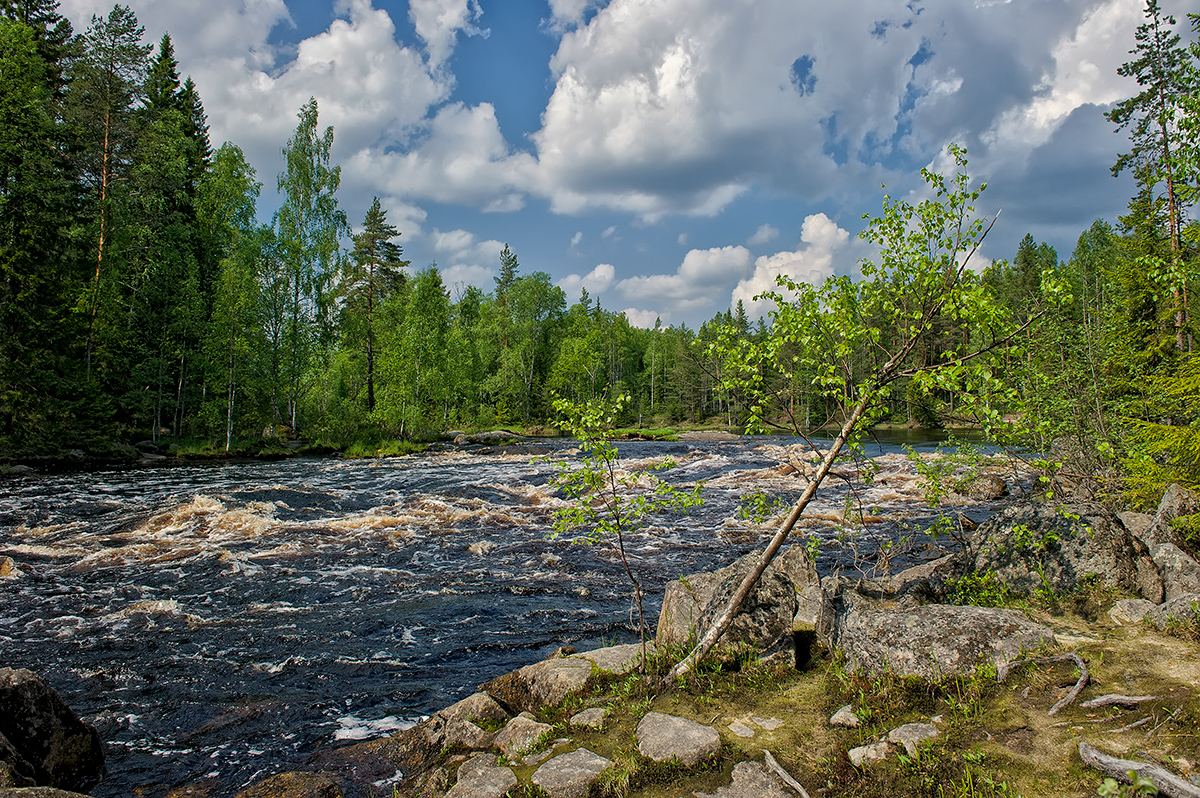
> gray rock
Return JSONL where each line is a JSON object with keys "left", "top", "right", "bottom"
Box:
{"left": 692, "top": 761, "right": 790, "bottom": 798}
{"left": 885, "top": 554, "right": 964, "bottom": 600}
{"left": 568, "top": 707, "right": 608, "bottom": 730}
{"left": 0, "top": 790, "right": 92, "bottom": 798}
{"left": 0, "top": 669, "right": 104, "bottom": 794}
{"left": 1151, "top": 543, "right": 1200, "bottom": 601}
{"left": 635, "top": 712, "right": 720, "bottom": 766}
{"left": 657, "top": 545, "right": 817, "bottom": 655}
{"left": 827, "top": 599, "right": 1056, "bottom": 681}
{"left": 494, "top": 713, "right": 550, "bottom": 760}
{"left": 969, "top": 498, "right": 1162, "bottom": 602}
{"left": 531, "top": 748, "right": 612, "bottom": 798}
{"left": 1119, "top": 512, "right": 1154, "bottom": 541}
{"left": 964, "top": 474, "right": 1009, "bottom": 501}
{"left": 234, "top": 771, "right": 342, "bottom": 797}
{"left": 1147, "top": 484, "right": 1200, "bottom": 549}
{"left": 437, "top": 692, "right": 508, "bottom": 727}
{"left": 1146, "top": 593, "right": 1200, "bottom": 631}
{"left": 848, "top": 741, "right": 892, "bottom": 767}
{"left": 887, "top": 722, "right": 939, "bottom": 756}
{"left": 443, "top": 720, "right": 494, "bottom": 751}
{"left": 480, "top": 643, "right": 646, "bottom": 714}
{"left": 1109, "top": 598, "right": 1156, "bottom": 626}
{"left": 307, "top": 713, "right": 448, "bottom": 793}
{"left": 830, "top": 705, "right": 861, "bottom": 728}
{"left": 445, "top": 753, "right": 516, "bottom": 798}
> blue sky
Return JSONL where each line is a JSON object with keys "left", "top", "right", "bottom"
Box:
{"left": 57, "top": 0, "right": 1189, "bottom": 328}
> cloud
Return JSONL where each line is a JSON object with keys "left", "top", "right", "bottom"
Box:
{"left": 731, "top": 213, "right": 850, "bottom": 316}
{"left": 408, "top": 0, "right": 487, "bottom": 68}
{"left": 622, "top": 308, "right": 663, "bottom": 328}
{"left": 747, "top": 224, "right": 780, "bottom": 246}
{"left": 344, "top": 102, "right": 538, "bottom": 209}
{"left": 617, "top": 245, "right": 753, "bottom": 313}
{"left": 570, "top": 231, "right": 583, "bottom": 248}
{"left": 557, "top": 263, "right": 616, "bottom": 298}
{"left": 424, "top": 228, "right": 505, "bottom": 292}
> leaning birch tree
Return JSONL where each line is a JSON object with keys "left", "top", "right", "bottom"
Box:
{"left": 665, "top": 145, "right": 1057, "bottom": 684}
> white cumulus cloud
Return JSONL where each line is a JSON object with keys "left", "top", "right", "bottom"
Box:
{"left": 747, "top": 224, "right": 780, "bottom": 246}
{"left": 617, "top": 245, "right": 753, "bottom": 314}
{"left": 558, "top": 263, "right": 616, "bottom": 299}
{"left": 408, "top": 0, "right": 487, "bottom": 68}
{"left": 731, "top": 214, "right": 851, "bottom": 317}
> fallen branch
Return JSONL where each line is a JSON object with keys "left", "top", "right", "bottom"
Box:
{"left": 763, "top": 750, "right": 811, "bottom": 798}
{"left": 997, "top": 652, "right": 1089, "bottom": 716}
{"left": 1102, "top": 716, "right": 1151, "bottom": 734}
{"left": 1081, "top": 694, "right": 1159, "bottom": 709}
{"left": 1078, "top": 741, "right": 1200, "bottom": 798}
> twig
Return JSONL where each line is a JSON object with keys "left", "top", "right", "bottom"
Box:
{"left": 997, "top": 652, "right": 1089, "bottom": 716}
{"left": 763, "top": 750, "right": 811, "bottom": 798}
{"left": 1078, "top": 741, "right": 1200, "bottom": 798}
{"left": 1081, "top": 694, "right": 1159, "bottom": 709}
{"left": 1145, "top": 707, "right": 1182, "bottom": 738}
{"left": 1102, "top": 716, "right": 1151, "bottom": 734}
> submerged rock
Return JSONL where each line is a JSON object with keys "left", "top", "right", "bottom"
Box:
{"left": 0, "top": 669, "right": 105, "bottom": 794}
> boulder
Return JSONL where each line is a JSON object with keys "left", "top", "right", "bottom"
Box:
{"left": 531, "top": 748, "right": 612, "bottom": 798}
{"left": 885, "top": 554, "right": 964, "bottom": 601}
{"left": 493, "top": 713, "right": 550, "bottom": 760}
{"left": 635, "top": 712, "right": 720, "bottom": 766}
{"left": 968, "top": 498, "right": 1162, "bottom": 602}
{"left": 1146, "top": 593, "right": 1200, "bottom": 632}
{"left": 963, "top": 474, "right": 1009, "bottom": 501}
{"left": 1109, "top": 599, "right": 1156, "bottom": 626}
{"left": 1146, "top": 484, "right": 1200, "bottom": 549}
{"left": 0, "top": 669, "right": 104, "bottom": 794}
{"left": 234, "top": 771, "right": 342, "bottom": 798}
{"left": 480, "top": 644, "right": 646, "bottom": 714}
{"left": 692, "top": 761, "right": 790, "bottom": 798}
{"left": 823, "top": 592, "right": 1056, "bottom": 681}
{"left": 445, "top": 754, "right": 516, "bottom": 798}
{"left": 436, "top": 693, "right": 507, "bottom": 728}
{"left": 1149, "top": 543, "right": 1200, "bottom": 601}
{"left": 657, "top": 545, "right": 818, "bottom": 657}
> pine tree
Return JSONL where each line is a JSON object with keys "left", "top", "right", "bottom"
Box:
{"left": 1106, "top": 0, "right": 1197, "bottom": 351}
{"left": 342, "top": 197, "right": 408, "bottom": 412}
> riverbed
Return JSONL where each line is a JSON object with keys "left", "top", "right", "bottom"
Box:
{"left": 0, "top": 435, "right": 999, "bottom": 796}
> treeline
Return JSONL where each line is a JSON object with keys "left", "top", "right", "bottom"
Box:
{"left": 0, "top": 1, "right": 758, "bottom": 456}
{"left": 2, "top": 0, "right": 1198, "bottom": 496}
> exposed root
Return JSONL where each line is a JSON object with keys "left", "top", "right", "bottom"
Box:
{"left": 1081, "top": 694, "right": 1159, "bottom": 710}
{"left": 1078, "top": 741, "right": 1200, "bottom": 798}
{"left": 997, "top": 651, "right": 1089, "bottom": 716}
{"left": 763, "top": 750, "right": 811, "bottom": 798}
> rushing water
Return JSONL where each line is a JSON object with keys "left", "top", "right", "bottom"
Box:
{"left": 0, "top": 434, "right": 997, "bottom": 796}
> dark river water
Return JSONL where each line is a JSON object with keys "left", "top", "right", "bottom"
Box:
{"left": 0, "top": 434, "right": 996, "bottom": 796}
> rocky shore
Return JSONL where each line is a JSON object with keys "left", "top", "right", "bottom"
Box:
{"left": 4, "top": 484, "right": 1200, "bottom": 798}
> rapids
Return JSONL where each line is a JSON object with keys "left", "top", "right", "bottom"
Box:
{"left": 0, "top": 434, "right": 997, "bottom": 796}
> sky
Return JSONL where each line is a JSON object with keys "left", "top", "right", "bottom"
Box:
{"left": 53, "top": 0, "right": 1193, "bottom": 328}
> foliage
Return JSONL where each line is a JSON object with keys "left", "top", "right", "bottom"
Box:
{"left": 549, "top": 391, "right": 703, "bottom": 666}
{"left": 947, "top": 569, "right": 1010, "bottom": 608}
{"left": 1123, "top": 355, "right": 1200, "bottom": 506}
{"left": 1097, "top": 771, "right": 1159, "bottom": 797}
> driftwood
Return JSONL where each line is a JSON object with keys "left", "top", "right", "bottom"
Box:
{"left": 1078, "top": 741, "right": 1200, "bottom": 798}
{"left": 998, "top": 652, "right": 1089, "bottom": 716}
{"left": 1081, "top": 694, "right": 1159, "bottom": 709}
{"left": 763, "top": 750, "right": 811, "bottom": 798}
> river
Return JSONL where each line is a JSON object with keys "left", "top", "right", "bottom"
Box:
{"left": 0, "top": 434, "right": 997, "bottom": 796}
